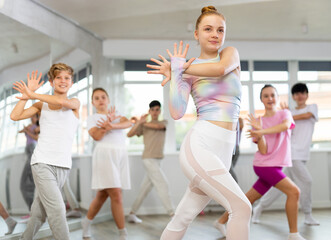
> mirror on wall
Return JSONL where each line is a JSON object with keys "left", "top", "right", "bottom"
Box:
{"left": 0, "top": 13, "right": 91, "bottom": 237}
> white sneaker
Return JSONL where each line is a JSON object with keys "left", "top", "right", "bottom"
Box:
{"left": 304, "top": 214, "right": 320, "bottom": 226}
{"left": 66, "top": 210, "right": 82, "bottom": 218}
{"left": 252, "top": 205, "right": 263, "bottom": 224}
{"left": 119, "top": 228, "right": 128, "bottom": 240}
{"left": 127, "top": 214, "right": 142, "bottom": 223}
{"left": 288, "top": 232, "right": 306, "bottom": 240}
{"left": 213, "top": 220, "right": 226, "bottom": 237}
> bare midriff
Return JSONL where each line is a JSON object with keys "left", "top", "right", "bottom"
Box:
{"left": 208, "top": 120, "right": 237, "bottom": 131}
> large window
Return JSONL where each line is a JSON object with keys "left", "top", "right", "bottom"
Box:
{"left": 298, "top": 61, "right": 331, "bottom": 148}
{"left": 123, "top": 64, "right": 165, "bottom": 152}
{"left": 122, "top": 60, "right": 331, "bottom": 153}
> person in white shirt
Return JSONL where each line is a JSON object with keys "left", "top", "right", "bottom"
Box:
{"left": 11, "top": 63, "right": 80, "bottom": 240}
{"left": 81, "top": 88, "right": 132, "bottom": 240}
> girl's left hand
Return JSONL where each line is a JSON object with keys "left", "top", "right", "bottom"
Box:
{"left": 147, "top": 41, "right": 195, "bottom": 86}
{"left": 97, "top": 118, "right": 113, "bottom": 131}
{"left": 107, "top": 106, "right": 120, "bottom": 122}
{"left": 246, "top": 114, "right": 262, "bottom": 130}
{"left": 147, "top": 55, "right": 171, "bottom": 86}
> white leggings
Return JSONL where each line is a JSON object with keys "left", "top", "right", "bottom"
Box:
{"left": 161, "top": 121, "right": 251, "bottom": 240}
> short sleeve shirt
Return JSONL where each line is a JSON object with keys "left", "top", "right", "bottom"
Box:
{"left": 87, "top": 113, "right": 126, "bottom": 146}
{"left": 253, "top": 109, "right": 295, "bottom": 167}
{"left": 136, "top": 120, "right": 167, "bottom": 159}
{"left": 291, "top": 104, "right": 318, "bottom": 161}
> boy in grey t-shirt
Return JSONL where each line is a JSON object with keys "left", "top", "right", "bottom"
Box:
{"left": 252, "top": 83, "right": 319, "bottom": 226}
{"left": 127, "top": 100, "right": 174, "bottom": 223}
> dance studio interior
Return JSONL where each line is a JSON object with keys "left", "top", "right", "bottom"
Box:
{"left": 0, "top": 0, "right": 331, "bottom": 239}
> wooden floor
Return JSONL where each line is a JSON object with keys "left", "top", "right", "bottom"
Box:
{"left": 2, "top": 209, "right": 331, "bottom": 239}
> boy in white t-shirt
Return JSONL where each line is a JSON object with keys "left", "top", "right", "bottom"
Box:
{"left": 11, "top": 64, "right": 80, "bottom": 239}
{"left": 252, "top": 83, "right": 319, "bottom": 226}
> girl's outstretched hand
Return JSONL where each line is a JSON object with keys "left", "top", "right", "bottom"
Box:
{"left": 246, "top": 114, "right": 263, "bottom": 142}
{"left": 107, "top": 106, "right": 121, "bottom": 122}
{"left": 147, "top": 41, "right": 195, "bottom": 86}
{"left": 246, "top": 113, "right": 262, "bottom": 130}
{"left": 147, "top": 55, "right": 171, "bottom": 86}
{"left": 13, "top": 70, "right": 44, "bottom": 100}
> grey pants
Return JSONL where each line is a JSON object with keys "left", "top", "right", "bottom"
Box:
{"left": 21, "top": 163, "right": 70, "bottom": 240}
{"left": 20, "top": 144, "right": 36, "bottom": 210}
{"left": 229, "top": 147, "right": 240, "bottom": 182}
{"left": 258, "top": 160, "right": 313, "bottom": 213}
{"left": 63, "top": 178, "right": 79, "bottom": 210}
{"left": 131, "top": 158, "right": 174, "bottom": 215}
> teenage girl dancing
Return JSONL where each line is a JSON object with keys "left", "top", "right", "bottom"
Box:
{"left": 147, "top": 6, "right": 251, "bottom": 240}
{"left": 216, "top": 85, "right": 306, "bottom": 240}
{"left": 82, "top": 88, "right": 131, "bottom": 240}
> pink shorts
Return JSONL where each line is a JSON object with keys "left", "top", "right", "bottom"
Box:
{"left": 252, "top": 166, "right": 286, "bottom": 195}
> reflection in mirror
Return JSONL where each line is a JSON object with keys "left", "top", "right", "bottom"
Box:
{"left": 0, "top": 13, "right": 91, "bottom": 237}
{"left": 0, "top": 13, "right": 51, "bottom": 237}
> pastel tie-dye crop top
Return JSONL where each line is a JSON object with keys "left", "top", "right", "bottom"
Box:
{"left": 169, "top": 55, "right": 242, "bottom": 122}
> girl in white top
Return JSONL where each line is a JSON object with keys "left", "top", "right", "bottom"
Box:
{"left": 11, "top": 63, "right": 80, "bottom": 240}
{"left": 82, "top": 88, "right": 132, "bottom": 240}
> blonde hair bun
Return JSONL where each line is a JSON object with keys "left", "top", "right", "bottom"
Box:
{"left": 201, "top": 6, "right": 217, "bottom": 14}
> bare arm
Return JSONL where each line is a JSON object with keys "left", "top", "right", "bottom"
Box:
{"left": 184, "top": 47, "right": 240, "bottom": 77}
{"left": 293, "top": 112, "right": 313, "bottom": 121}
{"left": 110, "top": 116, "right": 132, "bottom": 130}
{"left": 11, "top": 101, "right": 42, "bottom": 121}
{"left": 127, "top": 122, "right": 142, "bottom": 137}
{"left": 144, "top": 122, "right": 166, "bottom": 130}
{"left": 257, "top": 136, "right": 267, "bottom": 154}
{"left": 88, "top": 127, "right": 108, "bottom": 141}
{"left": 127, "top": 114, "right": 147, "bottom": 137}
{"left": 30, "top": 93, "right": 80, "bottom": 111}
{"left": 259, "top": 120, "right": 292, "bottom": 135}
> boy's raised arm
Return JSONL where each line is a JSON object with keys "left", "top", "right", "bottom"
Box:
{"left": 30, "top": 94, "right": 80, "bottom": 111}
{"left": 10, "top": 101, "right": 42, "bottom": 121}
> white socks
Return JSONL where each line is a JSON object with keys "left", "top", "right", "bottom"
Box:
{"left": 81, "top": 217, "right": 92, "bottom": 238}
{"left": 304, "top": 213, "right": 320, "bottom": 226}
{"left": 252, "top": 204, "right": 263, "bottom": 224}
{"left": 127, "top": 213, "right": 142, "bottom": 223}
{"left": 5, "top": 216, "right": 17, "bottom": 235}
{"left": 119, "top": 228, "right": 128, "bottom": 240}
{"left": 288, "top": 232, "right": 306, "bottom": 240}
{"left": 213, "top": 220, "right": 226, "bottom": 238}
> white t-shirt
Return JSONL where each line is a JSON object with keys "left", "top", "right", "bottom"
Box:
{"left": 87, "top": 113, "right": 126, "bottom": 147}
{"left": 291, "top": 104, "right": 318, "bottom": 161}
